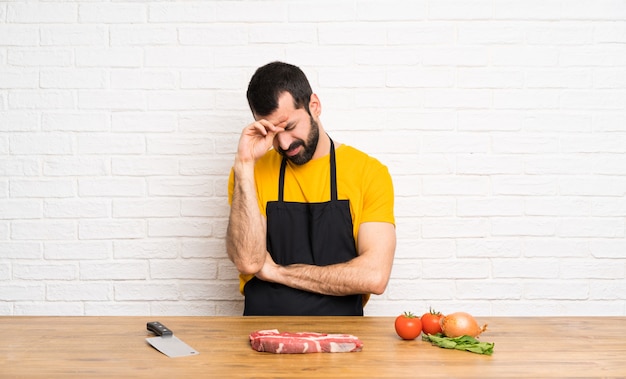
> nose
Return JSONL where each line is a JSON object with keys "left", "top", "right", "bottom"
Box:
{"left": 275, "top": 132, "right": 292, "bottom": 151}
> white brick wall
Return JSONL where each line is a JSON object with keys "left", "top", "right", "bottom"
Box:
{"left": 1, "top": 0, "right": 625, "bottom": 317}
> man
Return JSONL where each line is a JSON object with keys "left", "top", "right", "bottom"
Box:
{"left": 226, "top": 61, "right": 396, "bottom": 316}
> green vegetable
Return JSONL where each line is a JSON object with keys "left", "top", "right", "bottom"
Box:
{"left": 422, "top": 333, "right": 494, "bottom": 355}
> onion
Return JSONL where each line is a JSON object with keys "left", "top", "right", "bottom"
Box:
{"left": 440, "top": 312, "right": 487, "bottom": 338}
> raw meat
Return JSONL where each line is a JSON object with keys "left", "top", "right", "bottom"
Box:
{"left": 249, "top": 329, "right": 363, "bottom": 354}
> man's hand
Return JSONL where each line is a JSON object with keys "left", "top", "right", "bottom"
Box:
{"left": 255, "top": 252, "right": 279, "bottom": 283}
{"left": 237, "top": 117, "right": 287, "bottom": 164}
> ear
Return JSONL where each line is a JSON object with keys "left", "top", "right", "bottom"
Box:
{"left": 309, "top": 93, "right": 321, "bottom": 117}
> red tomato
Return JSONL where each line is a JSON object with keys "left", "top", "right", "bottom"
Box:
{"left": 394, "top": 312, "right": 422, "bottom": 340}
{"left": 421, "top": 308, "right": 444, "bottom": 335}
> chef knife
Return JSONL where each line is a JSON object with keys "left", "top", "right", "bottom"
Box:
{"left": 146, "top": 321, "right": 199, "bottom": 358}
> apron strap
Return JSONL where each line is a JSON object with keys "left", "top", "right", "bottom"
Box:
{"left": 278, "top": 158, "right": 287, "bottom": 202}
{"left": 329, "top": 138, "right": 337, "bottom": 201}
{"left": 277, "top": 135, "right": 338, "bottom": 202}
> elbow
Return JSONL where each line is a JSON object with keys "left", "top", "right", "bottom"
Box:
{"left": 368, "top": 273, "right": 390, "bottom": 296}
{"left": 236, "top": 260, "right": 263, "bottom": 276}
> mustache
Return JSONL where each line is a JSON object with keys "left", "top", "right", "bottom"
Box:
{"left": 278, "top": 140, "right": 304, "bottom": 155}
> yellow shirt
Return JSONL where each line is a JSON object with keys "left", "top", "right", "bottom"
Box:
{"left": 228, "top": 144, "right": 395, "bottom": 295}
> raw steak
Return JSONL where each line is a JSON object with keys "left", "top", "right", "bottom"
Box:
{"left": 249, "top": 329, "right": 363, "bottom": 354}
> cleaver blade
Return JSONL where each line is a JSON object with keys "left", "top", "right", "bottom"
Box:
{"left": 146, "top": 321, "right": 199, "bottom": 358}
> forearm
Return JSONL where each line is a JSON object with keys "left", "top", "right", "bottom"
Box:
{"left": 257, "top": 222, "right": 396, "bottom": 296}
{"left": 226, "top": 160, "right": 267, "bottom": 275}
{"left": 274, "top": 259, "right": 383, "bottom": 296}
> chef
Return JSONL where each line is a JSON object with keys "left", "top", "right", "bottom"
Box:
{"left": 226, "top": 61, "right": 396, "bottom": 316}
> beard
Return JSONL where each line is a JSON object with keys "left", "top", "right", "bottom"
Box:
{"left": 278, "top": 116, "right": 320, "bottom": 165}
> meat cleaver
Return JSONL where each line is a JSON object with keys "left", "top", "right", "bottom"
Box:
{"left": 146, "top": 321, "right": 199, "bottom": 358}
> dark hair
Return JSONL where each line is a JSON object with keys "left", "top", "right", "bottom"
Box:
{"left": 246, "top": 61, "right": 313, "bottom": 117}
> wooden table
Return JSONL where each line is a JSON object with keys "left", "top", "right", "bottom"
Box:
{"left": 1, "top": 316, "right": 624, "bottom": 378}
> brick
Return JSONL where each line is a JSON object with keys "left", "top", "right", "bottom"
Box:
{"left": 47, "top": 282, "right": 110, "bottom": 301}
{"left": 110, "top": 26, "right": 177, "bottom": 46}
{"left": 492, "top": 217, "right": 557, "bottom": 237}
{"left": 114, "top": 282, "right": 178, "bottom": 301}
{"left": 590, "top": 239, "right": 626, "bottom": 258}
{"left": 40, "top": 69, "right": 106, "bottom": 89}
{"left": 44, "top": 199, "right": 110, "bottom": 219}
{"left": 386, "top": 68, "right": 453, "bottom": 88}
{"left": 78, "top": 90, "right": 146, "bottom": 111}
{"left": 524, "top": 238, "right": 589, "bottom": 258}
{"left": 8, "top": 48, "right": 73, "bottom": 66}
{"left": 0, "top": 242, "right": 41, "bottom": 260}
{"left": 319, "top": 23, "right": 387, "bottom": 45}
{"left": 40, "top": 26, "right": 108, "bottom": 46}
{"left": 181, "top": 239, "right": 227, "bottom": 259}
{"left": 180, "top": 281, "right": 242, "bottom": 301}
{"left": 10, "top": 179, "right": 75, "bottom": 198}
{"left": 388, "top": 280, "right": 455, "bottom": 300}
{"left": 9, "top": 90, "right": 75, "bottom": 110}
{"left": 147, "top": 136, "right": 215, "bottom": 155}
{"left": 79, "top": 3, "right": 146, "bottom": 23}
{"left": 80, "top": 261, "right": 148, "bottom": 280}
{"left": 387, "top": 24, "right": 455, "bottom": 45}
{"left": 79, "top": 177, "right": 141, "bottom": 200}
{"left": 145, "top": 47, "right": 213, "bottom": 68}
{"left": 0, "top": 200, "right": 41, "bottom": 219}
{"left": 180, "top": 69, "right": 245, "bottom": 89}
{"left": 422, "top": 218, "right": 489, "bottom": 238}
{"left": 11, "top": 220, "right": 76, "bottom": 240}
{"left": 524, "top": 280, "right": 588, "bottom": 300}
{"left": 0, "top": 112, "right": 39, "bottom": 132}
{"left": 457, "top": 197, "right": 524, "bottom": 216}
{"left": 75, "top": 48, "right": 142, "bottom": 68}
{"left": 217, "top": 1, "right": 286, "bottom": 22}
{"left": 148, "top": 218, "right": 213, "bottom": 238}
{"left": 525, "top": 197, "right": 591, "bottom": 217}
{"left": 179, "top": 158, "right": 233, "bottom": 176}
{"left": 7, "top": 3, "right": 77, "bottom": 23}
{"left": 114, "top": 240, "right": 178, "bottom": 259}
{"left": 456, "top": 280, "right": 523, "bottom": 300}
{"left": 78, "top": 133, "right": 146, "bottom": 154}
{"left": 248, "top": 24, "right": 315, "bottom": 44}
{"left": 429, "top": 0, "right": 493, "bottom": 20}
{"left": 112, "top": 157, "right": 178, "bottom": 177}
{"left": 0, "top": 69, "right": 39, "bottom": 89}
{"left": 561, "top": 260, "right": 624, "bottom": 279}
{"left": 10, "top": 133, "right": 73, "bottom": 155}
{"left": 457, "top": 239, "right": 522, "bottom": 258}
{"left": 180, "top": 25, "right": 249, "bottom": 45}
{"left": 85, "top": 302, "right": 150, "bottom": 316}
{"left": 559, "top": 176, "right": 625, "bottom": 196}
{"left": 423, "top": 259, "right": 490, "bottom": 279}
{"left": 150, "top": 259, "right": 218, "bottom": 280}
{"left": 422, "top": 89, "right": 491, "bottom": 109}
{"left": 357, "top": 0, "right": 427, "bottom": 21}
{"left": 181, "top": 199, "right": 230, "bottom": 218}
{"left": 79, "top": 219, "right": 146, "bottom": 240}
{"left": 42, "top": 112, "right": 109, "bottom": 132}
{"left": 14, "top": 263, "right": 77, "bottom": 280}
{"left": 147, "top": 90, "right": 215, "bottom": 111}
{"left": 557, "top": 217, "right": 624, "bottom": 238}
{"left": 112, "top": 113, "right": 176, "bottom": 133}
{"left": 423, "top": 176, "right": 489, "bottom": 195}
{"left": 494, "top": 0, "right": 561, "bottom": 20}
{"left": 43, "top": 157, "right": 109, "bottom": 176}
{"left": 112, "top": 199, "right": 180, "bottom": 218}
{"left": 111, "top": 69, "right": 177, "bottom": 90}
{"left": 45, "top": 241, "right": 111, "bottom": 260}
{"left": 149, "top": 2, "right": 216, "bottom": 23}
{"left": 0, "top": 284, "right": 45, "bottom": 301}
{"left": 457, "top": 154, "right": 523, "bottom": 174}
{"left": 492, "top": 176, "right": 558, "bottom": 196}
{"left": 524, "top": 112, "right": 591, "bottom": 132}
{"left": 494, "top": 89, "right": 560, "bottom": 109}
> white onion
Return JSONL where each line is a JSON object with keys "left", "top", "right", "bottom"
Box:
{"left": 440, "top": 312, "right": 487, "bottom": 338}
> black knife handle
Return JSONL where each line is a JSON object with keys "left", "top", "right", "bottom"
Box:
{"left": 147, "top": 321, "right": 173, "bottom": 336}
